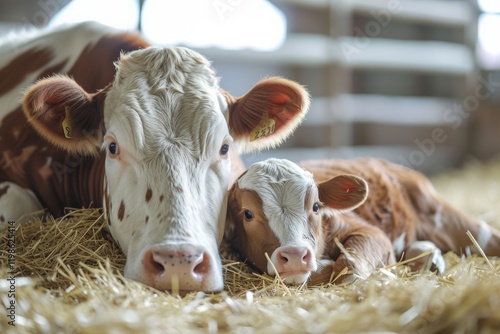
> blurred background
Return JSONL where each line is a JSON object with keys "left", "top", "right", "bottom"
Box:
{"left": 1, "top": 0, "right": 499, "bottom": 175}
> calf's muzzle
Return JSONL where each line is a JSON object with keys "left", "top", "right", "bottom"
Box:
{"left": 271, "top": 245, "right": 317, "bottom": 284}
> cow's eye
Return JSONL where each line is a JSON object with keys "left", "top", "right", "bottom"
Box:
{"left": 108, "top": 142, "right": 118, "bottom": 155}
{"left": 220, "top": 143, "right": 229, "bottom": 156}
{"left": 244, "top": 210, "right": 254, "bottom": 221}
{"left": 313, "top": 202, "right": 320, "bottom": 213}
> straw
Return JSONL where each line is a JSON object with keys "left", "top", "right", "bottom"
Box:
{"left": 1, "top": 158, "right": 500, "bottom": 333}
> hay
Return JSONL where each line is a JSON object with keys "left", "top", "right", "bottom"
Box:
{"left": 0, "top": 208, "right": 124, "bottom": 291}
{"left": 2, "top": 159, "right": 500, "bottom": 333}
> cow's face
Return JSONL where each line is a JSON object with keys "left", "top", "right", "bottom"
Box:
{"left": 102, "top": 47, "right": 232, "bottom": 291}
{"left": 22, "top": 47, "right": 310, "bottom": 292}
{"left": 226, "top": 158, "right": 368, "bottom": 284}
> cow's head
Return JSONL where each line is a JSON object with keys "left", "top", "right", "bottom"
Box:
{"left": 22, "top": 47, "right": 309, "bottom": 292}
{"left": 226, "top": 158, "right": 368, "bottom": 284}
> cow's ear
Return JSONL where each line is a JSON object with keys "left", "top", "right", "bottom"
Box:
{"left": 22, "top": 75, "right": 106, "bottom": 156}
{"left": 318, "top": 175, "right": 368, "bottom": 211}
{"left": 226, "top": 77, "right": 310, "bottom": 152}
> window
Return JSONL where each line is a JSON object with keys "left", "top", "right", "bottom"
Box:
{"left": 477, "top": 0, "right": 500, "bottom": 69}
{"left": 50, "top": 0, "right": 286, "bottom": 51}
{"left": 141, "top": 0, "right": 286, "bottom": 50}
{"left": 50, "top": 0, "right": 140, "bottom": 30}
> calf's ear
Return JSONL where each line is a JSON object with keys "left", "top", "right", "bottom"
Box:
{"left": 222, "top": 182, "right": 247, "bottom": 259}
{"left": 224, "top": 183, "right": 239, "bottom": 241}
{"left": 225, "top": 77, "right": 310, "bottom": 152}
{"left": 22, "top": 75, "right": 106, "bottom": 156}
{"left": 318, "top": 175, "right": 368, "bottom": 211}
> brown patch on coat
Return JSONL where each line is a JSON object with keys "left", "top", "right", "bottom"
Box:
{"left": 0, "top": 185, "right": 10, "bottom": 199}
{"left": 0, "top": 48, "right": 53, "bottom": 96}
{"left": 67, "top": 33, "right": 149, "bottom": 93}
{"left": 146, "top": 188, "right": 153, "bottom": 202}
{"left": 118, "top": 200, "right": 125, "bottom": 221}
{"left": 104, "top": 183, "right": 111, "bottom": 225}
{"left": 225, "top": 184, "right": 280, "bottom": 272}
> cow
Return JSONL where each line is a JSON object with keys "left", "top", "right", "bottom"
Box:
{"left": 0, "top": 22, "right": 310, "bottom": 293}
{"left": 224, "top": 158, "right": 500, "bottom": 284}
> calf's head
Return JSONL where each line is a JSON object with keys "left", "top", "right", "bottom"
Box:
{"left": 226, "top": 158, "right": 368, "bottom": 284}
{"left": 22, "top": 47, "right": 309, "bottom": 292}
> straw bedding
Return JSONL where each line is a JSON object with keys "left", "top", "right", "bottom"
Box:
{"left": 1, "top": 159, "right": 500, "bottom": 333}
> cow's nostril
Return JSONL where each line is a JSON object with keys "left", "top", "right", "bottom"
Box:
{"left": 302, "top": 249, "right": 312, "bottom": 264}
{"left": 193, "top": 253, "right": 210, "bottom": 275}
{"left": 279, "top": 252, "right": 289, "bottom": 264}
{"left": 144, "top": 249, "right": 165, "bottom": 275}
{"left": 142, "top": 246, "right": 214, "bottom": 291}
{"left": 152, "top": 252, "right": 166, "bottom": 272}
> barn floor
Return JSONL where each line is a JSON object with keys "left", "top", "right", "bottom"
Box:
{"left": 1, "top": 158, "right": 500, "bottom": 333}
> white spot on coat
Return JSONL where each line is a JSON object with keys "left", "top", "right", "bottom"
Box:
{"left": 477, "top": 220, "right": 492, "bottom": 249}
{"left": 432, "top": 207, "right": 443, "bottom": 230}
{"left": 392, "top": 232, "right": 406, "bottom": 255}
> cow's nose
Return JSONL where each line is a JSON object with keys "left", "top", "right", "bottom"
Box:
{"left": 273, "top": 246, "right": 316, "bottom": 283}
{"left": 143, "top": 244, "right": 211, "bottom": 292}
{"left": 277, "top": 246, "right": 313, "bottom": 269}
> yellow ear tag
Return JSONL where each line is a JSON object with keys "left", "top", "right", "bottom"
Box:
{"left": 62, "top": 106, "right": 72, "bottom": 139}
{"left": 249, "top": 112, "right": 276, "bottom": 142}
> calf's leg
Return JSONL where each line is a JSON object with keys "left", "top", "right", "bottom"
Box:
{"left": 398, "top": 168, "right": 500, "bottom": 256}
{"left": 309, "top": 213, "right": 396, "bottom": 285}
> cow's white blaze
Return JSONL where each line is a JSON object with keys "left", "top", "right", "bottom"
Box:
{"left": 102, "top": 47, "right": 231, "bottom": 291}
{"left": 237, "top": 159, "right": 318, "bottom": 282}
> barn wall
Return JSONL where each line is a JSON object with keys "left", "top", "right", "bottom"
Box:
{"left": 205, "top": 0, "right": 483, "bottom": 175}
{"left": 1, "top": 0, "right": 499, "bottom": 175}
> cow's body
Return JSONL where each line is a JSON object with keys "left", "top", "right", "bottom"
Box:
{"left": 0, "top": 22, "right": 148, "bottom": 216}
{"left": 0, "top": 23, "right": 310, "bottom": 292}
{"left": 225, "top": 158, "right": 500, "bottom": 284}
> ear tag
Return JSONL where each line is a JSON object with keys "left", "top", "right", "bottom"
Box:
{"left": 62, "top": 106, "right": 72, "bottom": 139}
{"left": 249, "top": 112, "right": 276, "bottom": 142}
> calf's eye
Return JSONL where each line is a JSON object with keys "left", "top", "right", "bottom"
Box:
{"left": 313, "top": 202, "right": 320, "bottom": 213}
{"left": 244, "top": 210, "right": 254, "bottom": 221}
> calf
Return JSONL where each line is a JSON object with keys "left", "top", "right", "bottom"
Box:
{"left": 0, "top": 22, "right": 310, "bottom": 292}
{"left": 225, "top": 158, "right": 500, "bottom": 284}
{"left": 225, "top": 158, "right": 396, "bottom": 284}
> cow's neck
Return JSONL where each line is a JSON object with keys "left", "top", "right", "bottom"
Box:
{"left": 57, "top": 151, "right": 105, "bottom": 214}
{"left": 0, "top": 108, "right": 104, "bottom": 216}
